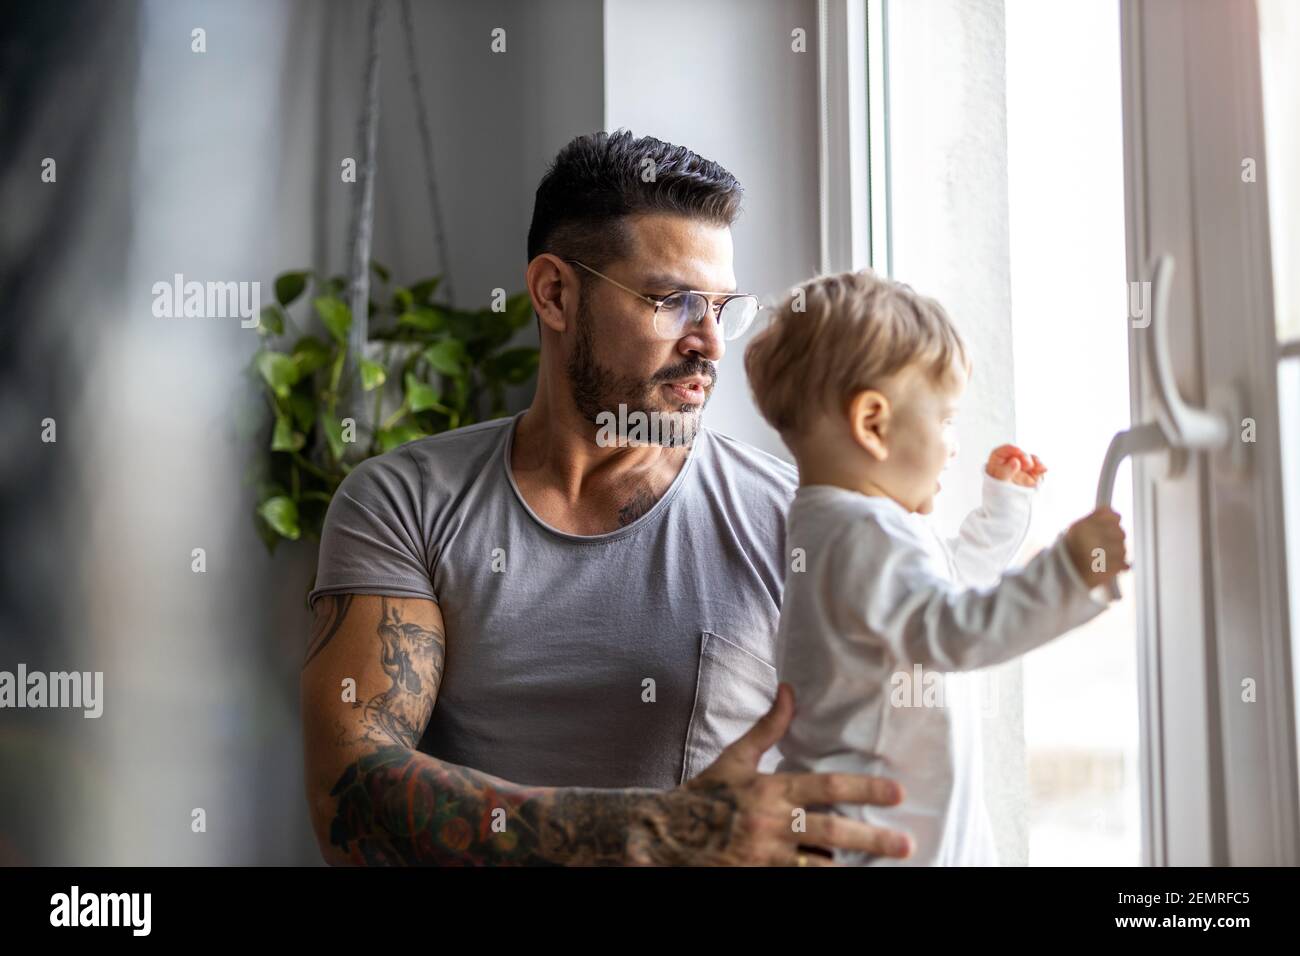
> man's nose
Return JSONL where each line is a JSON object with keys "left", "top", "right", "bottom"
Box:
{"left": 678, "top": 312, "right": 726, "bottom": 362}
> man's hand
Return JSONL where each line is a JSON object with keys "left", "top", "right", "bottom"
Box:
{"left": 986, "top": 443, "right": 1047, "bottom": 488}
{"left": 1064, "top": 506, "right": 1130, "bottom": 589}
{"left": 626, "top": 683, "right": 914, "bottom": 865}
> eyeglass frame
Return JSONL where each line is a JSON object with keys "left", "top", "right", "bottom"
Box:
{"left": 562, "top": 258, "right": 762, "bottom": 341}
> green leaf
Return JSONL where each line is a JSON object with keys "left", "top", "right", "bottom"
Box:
{"left": 291, "top": 336, "right": 333, "bottom": 376}
{"left": 423, "top": 338, "right": 468, "bottom": 376}
{"left": 314, "top": 296, "right": 351, "bottom": 344}
{"left": 325, "top": 275, "right": 347, "bottom": 297}
{"left": 398, "top": 305, "right": 446, "bottom": 333}
{"left": 259, "top": 304, "right": 286, "bottom": 336}
{"left": 448, "top": 374, "right": 469, "bottom": 412}
{"left": 377, "top": 423, "right": 427, "bottom": 453}
{"left": 320, "top": 412, "right": 345, "bottom": 461}
{"left": 409, "top": 277, "right": 441, "bottom": 305}
{"left": 371, "top": 260, "right": 391, "bottom": 283}
{"left": 404, "top": 372, "right": 441, "bottom": 412}
{"left": 483, "top": 347, "right": 539, "bottom": 385}
{"left": 478, "top": 309, "right": 516, "bottom": 352}
{"left": 444, "top": 308, "right": 485, "bottom": 343}
{"left": 392, "top": 287, "right": 414, "bottom": 312}
{"left": 504, "top": 292, "right": 535, "bottom": 331}
{"left": 254, "top": 511, "right": 281, "bottom": 555}
{"left": 271, "top": 415, "right": 305, "bottom": 453}
{"left": 286, "top": 391, "right": 315, "bottom": 432}
{"left": 255, "top": 350, "right": 300, "bottom": 399}
{"left": 360, "top": 358, "right": 387, "bottom": 392}
{"left": 256, "top": 480, "right": 289, "bottom": 503}
{"left": 258, "top": 496, "right": 301, "bottom": 540}
{"left": 275, "top": 271, "right": 310, "bottom": 307}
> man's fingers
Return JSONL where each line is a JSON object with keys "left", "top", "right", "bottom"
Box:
{"left": 796, "top": 812, "right": 914, "bottom": 859}
{"left": 781, "top": 770, "right": 903, "bottom": 810}
{"left": 723, "top": 682, "right": 795, "bottom": 767}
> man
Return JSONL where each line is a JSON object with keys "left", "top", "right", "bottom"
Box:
{"left": 300, "top": 130, "right": 913, "bottom": 865}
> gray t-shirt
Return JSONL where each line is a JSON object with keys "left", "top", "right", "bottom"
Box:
{"left": 309, "top": 410, "right": 798, "bottom": 789}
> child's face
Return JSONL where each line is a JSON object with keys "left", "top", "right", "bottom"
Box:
{"left": 881, "top": 363, "right": 966, "bottom": 514}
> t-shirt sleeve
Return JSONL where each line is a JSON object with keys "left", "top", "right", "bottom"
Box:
{"left": 943, "top": 473, "right": 1037, "bottom": 587}
{"left": 307, "top": 448, "right": 437, "bottom": 609}
{"left": 828, "top": 510, "right": 1108, "bottom": 672}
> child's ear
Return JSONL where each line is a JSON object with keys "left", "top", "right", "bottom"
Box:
{"left": 847, "top": 389, "right": 890, "bottom": 462}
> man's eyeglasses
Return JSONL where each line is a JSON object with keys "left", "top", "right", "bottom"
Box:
{"left": 565, "top": 259, "right": 761, "bottom": 342}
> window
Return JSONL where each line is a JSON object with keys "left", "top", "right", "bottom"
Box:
{"left": 861, "top": 0, "right": 1141, "bottom": 866}
{"left": 1258, "top": 0, "right": 1300, "bottom": 794}
{"left": 822, "top": 0, "right": 1298, "bottom": 863}
{"left": 1004, "top": 0, "right": 1139, "bottom": 866}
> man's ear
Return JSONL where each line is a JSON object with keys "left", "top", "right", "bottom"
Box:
{"left": 526, "top": 254, "right": 576, "bottom": 334}
{"left": 847, "top": 389, "right": 891, "bottom": 462}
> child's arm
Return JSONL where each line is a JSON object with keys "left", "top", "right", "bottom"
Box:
{"left": 944, "top": 445, "right": 1047, "bottom": 587}
{"left": 836, "top": 504, "right": 1122, "bottom": 673}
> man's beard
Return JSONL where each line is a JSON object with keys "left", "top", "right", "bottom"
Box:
{"left": 565, "top": 291, "right": 713, "bottom": 447}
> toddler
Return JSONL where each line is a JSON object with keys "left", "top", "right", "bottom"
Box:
{"left": 744, "top": 270, "right": 1128, "bottom": 866}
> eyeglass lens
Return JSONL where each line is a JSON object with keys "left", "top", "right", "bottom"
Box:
{"left": 653, "top": 293, "right": 759, "bottom": 341}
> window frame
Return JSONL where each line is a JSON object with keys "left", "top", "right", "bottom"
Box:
{"left": 1120, "top": 0, "right": 1298, "bottom": 865}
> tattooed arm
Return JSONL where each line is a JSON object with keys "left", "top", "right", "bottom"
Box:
{"left": 302, "top": 594, "right": 915, "bottom": 866}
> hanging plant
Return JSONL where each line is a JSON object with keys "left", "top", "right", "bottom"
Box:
{"left": 244, "top": 261, "right": 538, "bottom": 552}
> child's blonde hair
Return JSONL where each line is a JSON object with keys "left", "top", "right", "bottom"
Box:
{"left": 744, "top": 269, "right": 970, "bottom": 438}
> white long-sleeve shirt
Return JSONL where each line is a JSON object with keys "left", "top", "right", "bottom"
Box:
{"left": 774, "top": 474, "right": 1110, "bottom": 865}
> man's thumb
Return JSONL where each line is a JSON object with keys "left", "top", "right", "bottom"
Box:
{"left": 727, "top": 682, "right": 794, "bottom": 766}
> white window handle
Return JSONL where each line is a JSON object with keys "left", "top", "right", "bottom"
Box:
{"left": 1094, "top": 255, "right": 1236, "bottom": 599}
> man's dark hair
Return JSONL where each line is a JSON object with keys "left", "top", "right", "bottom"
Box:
{"left": 526, "top": 129, "right": 744, "bottom": 272}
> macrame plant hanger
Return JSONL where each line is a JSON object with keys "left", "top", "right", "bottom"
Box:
{"left": 340, "top": 0, "right": 453, "bottom": 453}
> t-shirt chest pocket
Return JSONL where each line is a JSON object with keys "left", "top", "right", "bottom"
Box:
{"left": 680, "top": 630, "right": 783, "bottom": 783}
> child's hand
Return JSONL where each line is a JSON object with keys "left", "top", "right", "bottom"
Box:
{"left": 986, "top": 444, "right": 1046, "bottom": 488}
{"left": 1064, "top": 507, "right": 1130, "bottom": 589}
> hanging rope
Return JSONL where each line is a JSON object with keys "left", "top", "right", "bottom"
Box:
{"left": 399, "top": 0, "right": 454, "bottom": 305}
{"left": 343, "top": 0, "right": 384, "bottom": 437}
{"left": 312, "top": 0, "right": 336, "bottom": 278}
